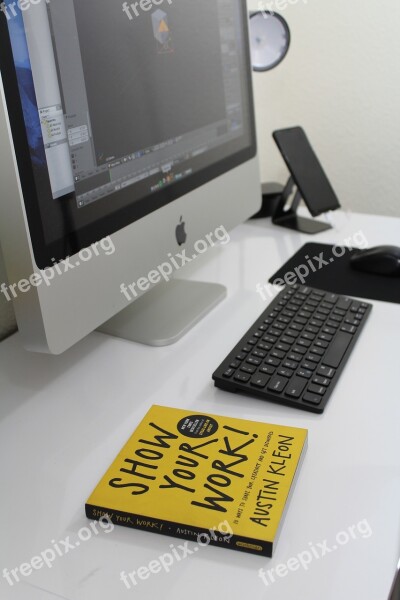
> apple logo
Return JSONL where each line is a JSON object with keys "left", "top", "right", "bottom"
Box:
{"left": 175, "top": 216, "right": 187, "bottom": 246}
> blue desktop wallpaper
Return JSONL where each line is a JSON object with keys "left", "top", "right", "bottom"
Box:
{"left": 6, "top": 2, "right": 46, "bottom": 166}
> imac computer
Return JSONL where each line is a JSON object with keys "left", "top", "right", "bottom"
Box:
{"left": 0, "top": 0, "right": 261, "bottom": 354}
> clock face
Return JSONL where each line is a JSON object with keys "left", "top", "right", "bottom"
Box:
{"left": 249, "top": 11, "right": 291, "bottom": 72}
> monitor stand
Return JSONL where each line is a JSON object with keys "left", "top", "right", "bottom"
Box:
{"left": 272, "top": 177, "right": 332, "bottom": 234}
{"left": 97, "top": 279, "right": 226, "bottom": 346}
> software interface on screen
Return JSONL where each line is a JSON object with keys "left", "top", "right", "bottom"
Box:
{"left": 3, "top": 0, "right": 254, "bottom": 260}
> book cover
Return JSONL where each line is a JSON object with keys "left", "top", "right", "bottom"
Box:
{"left": 86, "top": 405, "right": 308, "bottom": 557}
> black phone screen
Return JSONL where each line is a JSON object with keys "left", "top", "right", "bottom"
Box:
{"left": 273, "top": 127, "right": 341, "bottom": 216}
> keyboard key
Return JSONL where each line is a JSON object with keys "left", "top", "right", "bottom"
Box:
{"left": 287, "top": 303, "right": 300, "bottom": 312}
{"left": 299, "top": 286, "right": 312, "bottom": 295}
{"left": 242, "top": 346, "right": 251, "bottom": 353}
{"left": 267, "top": 375, "right": 288, "bottom": 393}
{"left": 303, "top": 393, "right": 322, "bottom": 406}
{"left": 310, "top": 346, "right": 324, "bottom": 356}
{"left": 253, "top": 349, "right": 266, "bottom": 358}
{"left": 263, "top": 335, "right": 277, "bottom": 344}
{"left": 312, "top": 376, "right": 330, "bottom": 387}
{"left": 285, "top": 376, "right": 307, "bottom": 398}
{"left": 250, "top": 374, "right": 269, "bottom": 388}
{"left": 308, "top": 384, "right": 326, "bottom": 396}
{"left": 277, "top": 367, "right": 293, "bottom": 378}
{"left": 297, "top": 368, "right": 313, "bottom": 379}
{"left": 301, "top": 332, "right": 315, "bottom": 341}
{"left": 248, "top": 338, "right": 257, "bottom": 345}
{"left": 307, "top": 300, "right": 319, "bottom": 308}
{"left": 291, "top": 298, "right": 303, "bottom": 307}
{"left": 271, "top": 349, "right": 285, "bottom": 360}
{"left": 326, "top": 320, "right": 339, "bottom": 329}
{"left": 223, "top": 368, "right": 235, "bottom": 378}
{"left": 341, "top": 324, "right": 357, "bottom": 334}
{"left": 241, "top": 364, "right": 256, "bottom": 374}
{"left": 283, "top": 360, "right": 298, "bottom": 370}
{"left": 298, "top": 310, "right": 312, "bottom": 319}
{"left": 265, "top": 357, "right": 280, "bottom": 367}
{"left": 260, "top": 365, "right": 275, "bottom": 375}
{"left": 236, "top": 353, "right": 246, "bottom": 361}
{"left": 322, "top": 326, "right": 336, "bottom": 335}
{"left": 306, "top": 325, "right": 319, "bottom": 334}
{"left": 276, "top": 342, "right": 290, "bottom": 352}
{"left": 315, "top": 340, "right": 329, "bottom": 349}
{"left": 318, "top": 333, "right": 333, "bottom": 342}
{"left": 304, "top": 304, "right": 317, "bottom": 313}
{"left": 288, "top": 352, "right": 302, "bottom": 362}
{"left": 345, "top": 318, "right": 359, "bottom": 327}
{"left": 332, "top": 308, "right": 346, "bottom": 317}
{"left": 268, "top": 328, "right": 281, "bottom": 337}
{"left": 302, "top": 361, "right": 317, "bottom": 371}
{"left": 230, "top": 360, "right": 241, "bottom": 368}
{"left": 292, "top": 345, "right": 307, "bottom": 355}
{"left": 325, "top": 293, "right": 338, "bottom": 303}
{"left": 286, "top": 329, "right": 300, "bottom": 338}
{"left": 336, "top": 297, "right": 352, "bottom": 310}
{"left": 310, "top": 289, "right": 324, "bottom": 297}
{"left": 234, "top": 372, "right": 250, "bottom": 383}
{"left": 305, "top": 354, "right": 320, "bottom": 363}
{"left": 247, "top": 357, "right": 261, "bottom": 366}
{"left": 310, "top": 318, "right": 324, "bottom": 328}
{"left": 323, "top": 331, "right": 352, "bottom": 368}
{"left": 321, "top": 302, "right": 334, "bottom": 310}
{"left": 297, "top": 338, "right": 311, "bottom": 348}
{"left": 294, "top": 317, "right": 308, "bottom": 326}
{"left": 278, "top": 316, "right": 291, "bottom": 325}
{"left": 281, "top": 335, "right": 295, "bottom": 345}
{"left": 317, "top": 365, "right": 335, "bottom": 378}
{"left": 282, "top": 310, "right": 295, "bottom": 318}
{"left": 257, "top": 342, "right": 272, "bottom": 352}
{"left": 315, "top": 312, "right": 328, "bottom": 321}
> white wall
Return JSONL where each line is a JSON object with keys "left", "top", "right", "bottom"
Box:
{"left": 249, "top": 0, "right": 400, "bottom": 217}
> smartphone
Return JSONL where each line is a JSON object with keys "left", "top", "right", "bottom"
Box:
{"left": 273, "top": 127, "right": 341, "bottom": 216}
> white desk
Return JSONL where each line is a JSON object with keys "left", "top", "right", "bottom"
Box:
{"left": 1, "top": 211, "right": 400, "bottom": 600}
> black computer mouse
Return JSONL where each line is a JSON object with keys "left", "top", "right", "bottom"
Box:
{"left": 350, "top": 246, "right": 400, "bottom": 276}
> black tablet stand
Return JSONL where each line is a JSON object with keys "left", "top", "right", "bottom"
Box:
{"left": 272, "top": 176, "right": 332, "bottom": 234}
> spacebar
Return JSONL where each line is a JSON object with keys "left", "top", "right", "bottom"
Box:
{"left": 323, "top": 332, "right": 353, "bottom": 368}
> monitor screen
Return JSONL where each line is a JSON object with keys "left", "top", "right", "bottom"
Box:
{"left": 0, "top": 0, "right": 256, "bottom": 268}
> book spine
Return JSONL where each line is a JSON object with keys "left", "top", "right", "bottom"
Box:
{"left": 85, "top": 503, "right": 273, "bottom": 557}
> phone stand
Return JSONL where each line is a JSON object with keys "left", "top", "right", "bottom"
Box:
{"left": 272, "top": 176, "right": 332, "bottom": 234}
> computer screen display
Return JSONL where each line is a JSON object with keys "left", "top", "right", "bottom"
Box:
{"left": 0, "top": 0, "right": 256, "bottom": 267}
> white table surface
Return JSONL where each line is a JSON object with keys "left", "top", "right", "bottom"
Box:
{"left": 1, "top": 211, "right": 400, "bottom": 600}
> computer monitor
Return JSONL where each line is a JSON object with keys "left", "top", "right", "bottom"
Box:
{"left": 0, "top": 0, "right": 261, "bottom": 354}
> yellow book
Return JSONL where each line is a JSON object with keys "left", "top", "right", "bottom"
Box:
{"left": 86, "top": 405, "right": 307, "bottom": 556}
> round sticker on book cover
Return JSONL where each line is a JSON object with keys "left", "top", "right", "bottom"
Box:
{"left": 177, "top": 415, "right": 218, "bottom": 438}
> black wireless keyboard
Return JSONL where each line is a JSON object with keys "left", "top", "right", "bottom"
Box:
{"left": 212, "top": 284, "right": 372, "bottom": 413}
